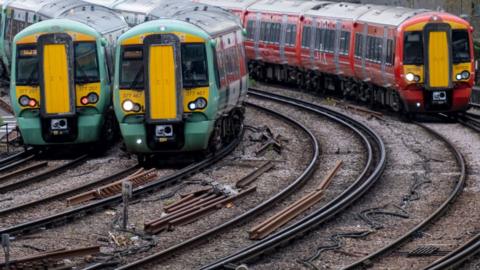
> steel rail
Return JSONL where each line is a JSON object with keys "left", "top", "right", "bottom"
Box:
{"left": 0, "top": 154, "right": 88, "bottom": 194}
{"left": 0, "top": 131, "right": 243, "bottom": 236}
{"left": 0, "top": 165, "right": 139, "bottom": 216}
{"left": 115, "top": 100, "right": 321, "bottom": 270}
{"left": 198, "top": 89, "right": 386, "bottom": 269}
{"left": 0, "top": 147, "right": 35, "bottom": 169}
{"left": 342, "top": 122, "right": 466, "bottom": 270}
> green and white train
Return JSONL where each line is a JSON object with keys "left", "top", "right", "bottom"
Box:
{"left": 10, "top": 1, "right": 128, "bottom": 148}
{"left": 113, "top": 3, "right": 248, "bottom": 161}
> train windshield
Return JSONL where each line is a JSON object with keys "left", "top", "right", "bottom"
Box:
{"left": 404, "top": 31, "right": 424, "bottom": 65}
{"left": 120, "top": 47, "right": 144, "bottom": 90}
{"left": 16, "top": 46, "right": 39, "bottom": 86}
{"left": 452, "top": 30, "right": 470, "bottom": 63}
{"left": 75, "top": 42, "right": 100, "bottom": 83}
{"left": 181, "top": 43, "right": 209, "bottom": 88}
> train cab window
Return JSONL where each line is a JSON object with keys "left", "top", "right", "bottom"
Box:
{"left": 16, "top": 46, "right": 38, "bottom": 86}
{"left": 285, "top": 24, "right": 296, "bottom": 46}
{"left": 339, "top": 31, "right": 350, "bottom": 55}
{"left": 181, "top": 43, "right": 209, "bottom": 88}
{"left": 452, "top": 30, "right": 471, "bottom": 63}
{"left": 302, "top": 26, "right": 311, "bottom": 48}
{"left": 74, "top": 42, "right": 99, "bottom": 84}
{"left": 120, "top": 47, "right": 144, "bottom": 90}
{"left": 404, "top": 31, "right": 423, "bottom": 65}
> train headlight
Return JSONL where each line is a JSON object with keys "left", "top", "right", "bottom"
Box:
{"left": 188, "top": 97, "right": 208, "bottom": 111}
{"left": 19, "top": 95, "right": 30, "bottom": 106}
{"left": 87, "top": 93, "right": 99, "bottom": 104}
{"left": 406, "top": 73, "right": 415, "bottom": 82}
{"left": 122, "top": 100, "right": 134, "bottom": 112}
{"left": 461, "top": 71, "right": 470, "bottom": 80}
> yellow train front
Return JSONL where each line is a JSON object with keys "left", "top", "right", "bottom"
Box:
{"left": 10, "top": 6, "right": 128, "bottom": 149}
{"left": 114, "top": 7, "right": 248, "bottom": 161}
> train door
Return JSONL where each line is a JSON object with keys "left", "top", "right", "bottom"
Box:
{"left": 143, "top": 34, "right": 184, "bottom": 150}
{"left": 423, "top": 23, "right": 452, "bottom": 90}
{"left": 38, "top": 33, "right": 77, "bottom": 142}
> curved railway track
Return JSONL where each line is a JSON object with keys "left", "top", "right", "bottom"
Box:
{"left": 0, "top": 132, "right": 242, "bottom": 237}
{"left": 337, "top": 120, "right": 466, "bottom": 270}
{"left": 196, "top": 89, "right": 386, "bottom": 270}
{"left": 114, "top": 98, "right": 320, "bottom": 270}
{"left": 115, "top": 89, "right": 386, "bottom": 269}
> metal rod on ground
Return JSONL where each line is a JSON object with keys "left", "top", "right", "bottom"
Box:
{"left": 1, "top": 234, "right": 10, "bottom": 270}
{"left": 122, "top": 181, "right": 132, "bottom": 230}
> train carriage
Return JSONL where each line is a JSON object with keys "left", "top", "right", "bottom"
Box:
{"left": 0, "top": 0, "right": 106, "bottom": 77}
{"left": 114, "top": 6, "right": 247, "bottom": 161}
{"left": 10, "top": 5, "right": 129, "bottom": 148}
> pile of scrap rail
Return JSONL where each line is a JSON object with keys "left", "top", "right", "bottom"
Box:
{"left": 66, "top": 169, "right": 157, "bottom": 206}
{"left": 0, "top": 246, "right": 100, "bottom": 270}
{"left": 145, "top": 162, "right": 274, "bottom": 234}
{"left": 249, "top": 161, "right": 342, "bottom": 240}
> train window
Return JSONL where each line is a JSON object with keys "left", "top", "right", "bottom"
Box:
{"left": 339, "top": 31, "right": 350, "bottom": 55}
{"left": 314, "top": 28, "right": 322, "bottom": 50}
{"left": 386, "top": 39, "right": 394, "bottom": 65}
{"left": 246, "top": 20, "right": 255, "bottom": 40}
{"left": 452, "top": 30, "right": 471, "bottom": 63}
{"left": 272, "top": 23, "right": 281, "bottom": 43}
{"left": 265, "top": 23, "right": 272, "bottom": 42}
{"left": 302, "top": 26, "right": 311, "bottom": 48}
{"left": 286, "top": 24, "right": 296, "bottom": 46}
{"left": 355, "top": 33, "right": 363, "bottom": 58}
{"left": 74, "top": 42, "right": 99, "bottom": 84}
{"left": 403, "top": 31, "right": 423, "bottom": 65}
{"left": 260, "top": 22, "right": 267, "bottom": 41}
{"left": 120, "top": 47, "right": 144, "bottom": 89}
{"left": 182, "top": 43, "right": 209, "bottom": 88}
{"left": 324, "top": 29, "right": 335, "bottom": 52}
{"left": 16, "top": 45, "right": 38, "bottom": 86}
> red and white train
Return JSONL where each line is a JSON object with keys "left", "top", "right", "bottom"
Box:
{"left": 195, "top": 0, "right": 475, "bottom": 113}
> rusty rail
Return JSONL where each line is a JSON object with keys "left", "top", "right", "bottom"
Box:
{"left": 0, "top": 98, "right": 13, "bottom": 115}
{"left": 235, "top": 161, "right": 274, "bottom": 189}
{"left": 0, "top": 246, "right": 100, "bottom": 269}
{"left": 145, "top": 186, "right": 257, "bottom": 234}
{"left": 66, "top": 168, "right": 157, "bottom": 206}
{"left": 335, "top": 100, "right": 384, "bottom": 120}
{"left": 249, "top": 161, "right": 342, "bottom": 240}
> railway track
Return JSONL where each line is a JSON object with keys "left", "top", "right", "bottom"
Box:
{"left": 0, "top": 154, "right": 88, "bottom": 194}
{"left": 115, "top": 89, "right": 386, "bottom": 269}
{"left": 337, "top": 120, "right": 466, "bottom": 270}
{"left": 0, "top": 131, "right": 242, "bottom": 237}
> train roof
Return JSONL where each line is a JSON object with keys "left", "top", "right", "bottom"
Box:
{"left": 82, "top": 0, "right": 120, "bottom": 8}
{"left": 5, "top": 0, "right": 105, "bottom": 19}
{"left": 193, "top": 0, "right": 258, "bottom": 11}
{"left": 357, "top": 6, "right": 430, "bottom": 27}
{"left": 149, "top": 2, "right": 240, "bottom": 24}
{"left": 247, "top": 0, "right": 331, "bottom": 15}
{"left": 171, "top": 10, "right": 242, "bottom": 36}
{"left": 110, "top": 0, "right": 167, "bottom": 14}
{"left": 304, "top": 2, "right": 385, "bottom": 21}
{"left": 58, "top": 5, "right": 128, "bottom": 34}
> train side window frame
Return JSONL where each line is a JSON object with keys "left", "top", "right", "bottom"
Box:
{"left": 246, "top": 20, "right": 255, "bottom": 40}
{"left": 339, "top": 31, "right": 350, "bottom": 55}
{"left": 302, "top": 25, "right": 311, "bottom": 48}
{"left": 285, "top": 24, "right": 296, "bottom": 46}
{"left": 354, "top": 33, "right": 363, "bottom": 58}
{"left": 386, "top": 39, "right": 394, "bottom": 65}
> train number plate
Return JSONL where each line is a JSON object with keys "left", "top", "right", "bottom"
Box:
{"left": 51, "top": 118, "right": 68, "bottom": 130}
{"left": 432, "top": 91, "right": 447, "bottom": 102}
{"left": 155, "top": 125, "right": 173, "bottom": 137}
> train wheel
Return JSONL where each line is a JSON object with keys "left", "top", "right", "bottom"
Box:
{"left": 390, "top": 92, "right": 402, "bottom": 113}
{"left": 207, "top": 121, "right": 223, "bottom": 154}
